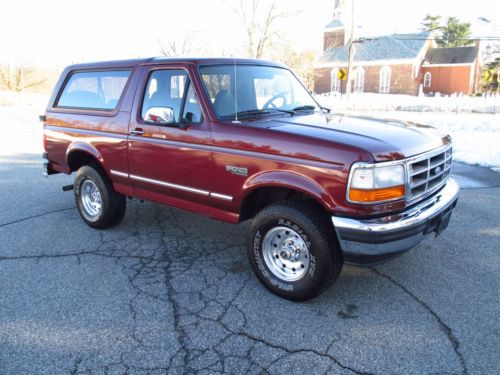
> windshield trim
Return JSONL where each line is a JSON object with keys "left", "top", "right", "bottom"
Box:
{"left": 197, "top": 63, "right": 322, "bottom": 122}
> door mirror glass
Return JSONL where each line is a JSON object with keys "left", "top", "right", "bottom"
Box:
{"left": 144, "top": 107, "right": 175, "bottom": 124}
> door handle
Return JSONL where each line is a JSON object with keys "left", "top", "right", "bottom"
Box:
{"left": 129, "top": 128, "right": 144, "bottom": 136}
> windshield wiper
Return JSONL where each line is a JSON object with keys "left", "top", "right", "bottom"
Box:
{"left": 220, "top": 108, "right": 294, "bottom": 120}
{"left": 292, "top": 105, "right": 317, "bottom": 112}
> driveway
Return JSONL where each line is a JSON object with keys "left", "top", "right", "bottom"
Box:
{"left": 0, "top": 109, "right": 499, "bottom": 374}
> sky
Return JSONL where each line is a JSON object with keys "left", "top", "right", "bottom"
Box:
{"left": 1, "top": 0, "right": 499, "bottom": 67}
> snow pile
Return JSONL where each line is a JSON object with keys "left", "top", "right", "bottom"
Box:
{"left": 356, "top": 111, "right": 500, "bottom": 171}
{"left": 316, "top": 92, "right": 500, "bottom": 114}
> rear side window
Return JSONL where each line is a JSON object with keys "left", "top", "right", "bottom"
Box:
{"left": 56, "top": 70, "right": 131, "bottom": 110}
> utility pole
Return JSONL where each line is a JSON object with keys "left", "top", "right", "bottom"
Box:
{"left": 345, "top": 0, "right": 355, "bottom": 99}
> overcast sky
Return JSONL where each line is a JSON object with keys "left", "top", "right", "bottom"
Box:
{"left": 1, "top": 0, "right": 499, "bottom": 67}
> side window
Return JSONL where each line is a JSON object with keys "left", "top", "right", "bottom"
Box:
{"left": 142, "top": 70, "right": 202, "bottom": 124}
{"left": 57, "top": 70, "right": 131, "bottom": 110}
{"left": 142, "top": 70, "right": 187, "bottom": 123}
{"left": 182, "top": 83, "right": 203, "bottom": 124}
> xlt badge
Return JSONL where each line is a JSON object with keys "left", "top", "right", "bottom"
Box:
{"left": 226, "top": 165, "right": 248, "bottom": 176}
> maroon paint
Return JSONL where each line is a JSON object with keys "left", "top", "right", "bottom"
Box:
{"left": 43, "top": 58, "right": 451, "bottom": 222}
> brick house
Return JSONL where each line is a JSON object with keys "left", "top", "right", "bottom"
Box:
{"left": 315, "top": 0, "right": 432, "bottom": 95}
{"left": 421, "top": 47, "right": 481, "bottom": 95}
{"left": 314, "top": 0, "right": 481, "bottom": 96}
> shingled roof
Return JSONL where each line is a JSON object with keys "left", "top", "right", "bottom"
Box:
{"left": 325, "top": 20, "right": 344, "bottom": 29}
{"left": 317, "top": 32, "right": 430, "bottom": 65}
{"left": 424, "top": 47, "right": 479, "bottom": 64}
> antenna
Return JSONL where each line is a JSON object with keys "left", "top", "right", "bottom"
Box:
{"left": 233, "top": 58, "right": 241, "bottom": 123}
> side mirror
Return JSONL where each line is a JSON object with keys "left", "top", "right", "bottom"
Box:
{"left": 144, "top": 107, "right": 175, "bottom": 124}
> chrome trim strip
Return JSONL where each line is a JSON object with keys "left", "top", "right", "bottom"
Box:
{"left": 210, "top": 192, "right": 233, "bottom": 201}
{"left": 129, "top": 174, "right": 210, "bottom": 196}
{"left": 109, "top": 170, "right": 233, "bottom": 201}
{"left": 333, "top": 177, "right": 459, "bottom": 234}
{"left": 110, "top": 169, "right": 129, "bottom": 178}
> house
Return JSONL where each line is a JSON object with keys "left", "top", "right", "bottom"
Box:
{"left": 315, "top": 0, "right": 481, "bottom": 96}
{"left": 421, "top": 46, "right": 481, "bottom": 95}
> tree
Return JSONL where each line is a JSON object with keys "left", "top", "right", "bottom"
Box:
{"left": 437, "top": 17, "right": 474, "bottom": 47}
{"left": 275, "top": 45, "right": 316, "bottom": 90}
{"left": 420, "top": 14, "right": 441, "bottom": 32}
{"left": 157, "top": 31, "right": 207, "bottom": 57}
{"left": 0, "top": 64, "right": 46, "bottom": 92}
{"left": 226, "top": 0, "right": 293, "bottom": 59}
{"left": 420, "top": 15, "right": 473, "bottom": 47}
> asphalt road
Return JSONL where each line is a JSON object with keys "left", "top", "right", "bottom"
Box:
{"left": 0, "top": 112, "right": 499, "bottom": 374}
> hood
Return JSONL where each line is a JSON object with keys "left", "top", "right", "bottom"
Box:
{"left": 254, "top": 112, "right": 451, "bottom": 161}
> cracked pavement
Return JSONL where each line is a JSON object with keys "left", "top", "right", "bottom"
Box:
{"left": 1, "top": 113, "right": 499, "bottom": 374}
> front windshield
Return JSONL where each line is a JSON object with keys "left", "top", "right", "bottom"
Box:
{"left": 199, "top": 64, "right": 319, "bottom": 120}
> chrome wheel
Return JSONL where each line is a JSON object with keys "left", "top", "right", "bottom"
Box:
{"left": 262, "top": 226, "right": 310, "bottom": 282}
{"left": 80, "top": 180, "right": 102, "bottom": 220}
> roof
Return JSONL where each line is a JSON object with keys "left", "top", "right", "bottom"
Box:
{"left": 424, "top": 47, "right": 479, "bottom": 64}
{"left": 325, "top": 20, "right": 344, "bottom": 29}
{"left": 317, "top": 32, "right": 431, "bottom": 65}
{"left": 66, "top": 57, "right": 286, "bottom": 70}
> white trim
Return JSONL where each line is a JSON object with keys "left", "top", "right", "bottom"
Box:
{"left": 129, "top": 174, "right": 210, "bottom": 196}
{"left": 315, "top": 58, "right": 417, "bottom": 68}
{"left": 210, "top": 192, "right": 233, "bottom": 201}
{"left": 423, "top": 63, "right": 474, "bottom": 67}
{"left": 353, "top": 67, "right": 365, "bottom": 93}
{"left": 330, "top": 68, "right": 341, "bottom": 93}
{"left": 379, "top": 66, "right": 391, "bottom": 93}
{"left": 324, "top": 26, "right": 345, "bottom": 32}
{"left": 110, "top": 169, "right": 129, "bottom": 178}
{"left": 423, "top": 72, "right": 432, "bottom": 88}
{"left": 109, "top": 170, "right": 233, "bottom": 201}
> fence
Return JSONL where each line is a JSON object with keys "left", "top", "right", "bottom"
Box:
{"left": 314, "top": 92, "right": 500, "bottom": 114}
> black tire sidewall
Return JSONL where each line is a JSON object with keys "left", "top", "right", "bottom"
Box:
{"left": 249, "top": 207, "right": 335, "bottom": 300}
{"left": 74, "top": 166, "right": 111, "bottom": 227}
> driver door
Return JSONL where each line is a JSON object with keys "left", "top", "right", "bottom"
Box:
{"left": 127, "top": 65, "right": 213, "bottom": 207}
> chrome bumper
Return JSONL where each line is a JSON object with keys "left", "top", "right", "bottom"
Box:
{"left": 332, "top": 178, "right": 460, "bottom": 265}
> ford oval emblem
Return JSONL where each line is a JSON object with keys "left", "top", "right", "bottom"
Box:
{"left": 434, "top": 166, "right": 442, "bottom": 175}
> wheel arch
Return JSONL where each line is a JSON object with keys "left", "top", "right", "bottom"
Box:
{"left": 66, "top": 142, "right": 105, "bottom": 173}
{"left": 238, "top": 171, "right": 336, "bottom": 222}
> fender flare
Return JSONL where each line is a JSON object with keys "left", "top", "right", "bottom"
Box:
{"left": 238, "top": 170, "right": 337, "bottom": 211}
{"left": 66, "top": 142, "right": 104, "bottom": 170}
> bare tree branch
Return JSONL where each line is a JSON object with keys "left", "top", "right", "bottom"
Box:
{"left": 0, "top": 64, "right": 46, "bottom": 92}
{"left": 225, "top": 0, "right": 297, "bottom": 59}
{"left": 157, "top": 31, "right": 207, "bottom": 57}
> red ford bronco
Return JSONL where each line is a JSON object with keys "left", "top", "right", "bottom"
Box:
{"left": 42, "top": 58, "right": 459, "bottom": 301}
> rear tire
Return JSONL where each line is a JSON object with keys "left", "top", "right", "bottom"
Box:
{"left": 247, "top": 200, "right": 342, "bottom": 301}
{"left": 74, "top": 164, "right": 126, "bottom": 229}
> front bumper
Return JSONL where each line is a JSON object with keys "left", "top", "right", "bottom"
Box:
{"left": 332, "top": 178, "right": 460, "bottom": 265}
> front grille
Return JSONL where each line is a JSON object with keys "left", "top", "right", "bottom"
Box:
{"left": 407, "top": 145, "right": 452, "bottom": 201}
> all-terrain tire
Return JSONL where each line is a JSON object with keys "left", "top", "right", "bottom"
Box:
{"left": 74, "top": 164, "right": 126, "bottom": 229}
{"left": 247, "top": 200, "right": 342, "bottom": 301}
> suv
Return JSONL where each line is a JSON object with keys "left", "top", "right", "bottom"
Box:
{"left": 42, "top": 58, "right": 459, "bottom": 301}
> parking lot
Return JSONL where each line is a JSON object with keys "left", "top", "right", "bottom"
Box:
{"left": 0, "top": 109, "right": 499, "bottom": 374}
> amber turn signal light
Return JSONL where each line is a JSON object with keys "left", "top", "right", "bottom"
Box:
{"left": 349, "top": 185, "right": 406, "bottom": 203}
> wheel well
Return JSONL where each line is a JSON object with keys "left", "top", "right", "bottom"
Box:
{"left": 239, "top": 186, "right": 326, "bottom": 222}
{"left": 67, "top": 150, "right": 101, "bottom": 172}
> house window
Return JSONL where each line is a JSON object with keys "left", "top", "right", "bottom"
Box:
{"left": 330, "top": 68, "right": 340, "bottom": 93}
{"left": 353, "top": 67, "right": 365, "bottom": 93}
{"left": 379, "top": 66, "right": 391, "bottom": 93}
{"left": 424, "top": 72, "right": 431, "bottom": 88}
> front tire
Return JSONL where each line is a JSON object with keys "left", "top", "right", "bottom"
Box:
{"left": 74, "top": 164, "right": 126, "bottom": 229}
{"left": 247, "top": 200, "right": 342, "bottom": 301}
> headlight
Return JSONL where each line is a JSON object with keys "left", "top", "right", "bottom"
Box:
{"left": 348, "top": 163, "right": 406, "bottom": 204}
